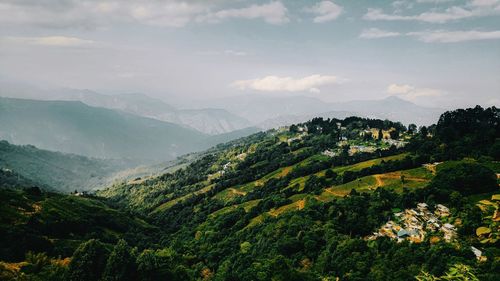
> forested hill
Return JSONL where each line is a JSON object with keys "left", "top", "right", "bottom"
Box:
{"left": 0, "top": 140, "right": 129, "bottom": 192}
{"left": 1, "top": 106, "right": 499, "bottom": 280}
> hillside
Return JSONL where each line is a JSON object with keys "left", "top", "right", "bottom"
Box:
{"left": 97, "top": 106, "right": 499, "bottom": 280}
{"left": 51, "top": 89, "right": 254, "bottom": 135}
{"left": 0, "top": 188, "right": 156, "bottom": 263}
{"left": 0, "top": 140, "right": 127, "bottom": 192}
{"left": 0, "top": 97, "right": 255, "bottom": 162}
{"left": 1, "top": 106, "right": 499, "bottom": 280}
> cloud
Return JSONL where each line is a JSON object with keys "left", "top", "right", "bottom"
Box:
{"left": 359, "top": 28, "right": 401, "bottom": 39}
{"left": 387, "top": 84, "right": 445, "bottom": 102}
{"left": 129, "top": 1, "right": 207, "bottom": 27}
{"left": 364, "top": 0, "right": 500, "bottom": 24}
{"left": 408, "top": 29, "right": 500, "bottom": 42}
{"left": 363, "top": 7, "right": 477, "bottom": 23}
{"left": 305, "top": 1, "right": 343, "bottom": 23}
{"left": 224, "top": 50, "right": 247, "bottom": 56}
{"left": 0, "top": 0, "right": 289, "bottom": 29}
{"left": 469, "top": 0, "right": 500, "bottom": 7}
{"left": 3, "top": 36, "right": 95, "bottom": 47}
{"left": 416, "top": 0, "right": 455, "bottom": 3}
{"left": 199, "top": 1, "right": 289, "bottom": 25}
{"left": 231, "top": 75, "right": 341, "bottom": 93}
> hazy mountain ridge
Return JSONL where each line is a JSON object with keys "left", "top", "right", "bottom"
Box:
{"left": 52, "top": 89, "right": 254, "bottom": 134}
{"left": 202, "top": 94, "right": 444, "bottom": 127}
{"left": 0, "top": 84, "right": 252, "bottom": 135}
{"left": 0, "top": 97, "right": 255, "bottom": 162}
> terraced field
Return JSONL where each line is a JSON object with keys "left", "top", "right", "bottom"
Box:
{"left": 243, "top": 166, "right": 433, "bottom": 228}
{"left": 324, "top": 166, "right": 433, "bottom": 196}
{"left": 287, "top": 153, "right": 410, "bottom": 190}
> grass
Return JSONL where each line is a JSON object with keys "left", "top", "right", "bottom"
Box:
{"left": 325, "top": 166, "right": 432, "bottom": 197}
{"left": 153, "top": 184, "right": 215, "bottom": 213}
{"left": 209, "top": 199, "right": 262, "bottom": 219}
{"left": 287, "top": 153, "right": 410, "bottom": 191}
{"left": 331, "top": 153, "right": 410, "bottom": 175}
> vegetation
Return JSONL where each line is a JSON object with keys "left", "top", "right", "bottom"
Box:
{"left": 1, "top": 106, "right": 499, "bottom": 280}
{"left": 0, "top": 140, "right": 126, "bottom": 192}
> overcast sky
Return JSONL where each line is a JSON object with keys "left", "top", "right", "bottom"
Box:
{"left": 0, "top": 0, "right": 499, "bottom": 108}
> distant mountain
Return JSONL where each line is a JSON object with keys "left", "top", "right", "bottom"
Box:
{"left": 326, "top": 96, "right": 444, "bottom": 126}
{"left": 0, "top": 97, "right": 252, "bottom": 162}
{"left": 0, "top": 140, "right": 125, "bottom": 192}
{"left": 0, "top": 84, "right": 252, "bottom": 134}
{"left": 202, "top": 95, "right": 444, "bottom": 128}
{"left": 49, "top": 89, "right": 252, "bottom": 135}
{"left": 199, "top": 94, "right": 332, "bottom": 124}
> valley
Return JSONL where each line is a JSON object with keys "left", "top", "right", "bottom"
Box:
{"left": 1, "top": 106, "right": 498, "bottom": 280}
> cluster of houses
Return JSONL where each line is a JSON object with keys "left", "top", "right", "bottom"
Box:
{"left": 382, "top": 138, "right": 408, "bottom": 149}
{"left": 359, "top": 128, "right": 397, "bottom": 140}
{"left": 287, "top": 132, "right": 308, "bottom": 145}
{"left": 367, "top": 203, "right": 457, "bottom": 243}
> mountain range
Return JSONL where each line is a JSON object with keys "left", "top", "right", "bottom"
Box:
{"left": 197, "top": 94, "right": 445, "bottom": 128}
{"left": 1, "top": 83, "right": 444, "bottom": 136}
{"left": 0, "top": 97, "right": 257, "bottom": 162}
{"left": 0, "top": 84, "right": 252, "bottom": 135}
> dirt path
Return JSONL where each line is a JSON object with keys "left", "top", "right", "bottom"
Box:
{"left": 229, "top": 188, "right": 247, "bottom": 196}
{"left": 297, "top": 199, "right": 305, "bottom": 210}
{"left": 374, "top": 175, "right": 384, "bottom": 187}
{"left": 324, "top": 188, "right": 348, "bottom": 197}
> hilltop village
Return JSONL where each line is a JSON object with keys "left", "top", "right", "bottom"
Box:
{"left": 282, "top": 122, "right": 409, "bottom": 158}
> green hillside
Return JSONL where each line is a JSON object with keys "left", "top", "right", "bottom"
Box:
{"left": 0, "top": 140, "right": 126, "bottom": 192}
{"left": 0, "top": 188, "right": 156, "bottom": 262}
{"left": 1, "top": 106, "right": 499, "bottom": 280}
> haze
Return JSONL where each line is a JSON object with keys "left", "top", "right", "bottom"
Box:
{"left": 1, "top": 0, "right": 499, "bottom": 109}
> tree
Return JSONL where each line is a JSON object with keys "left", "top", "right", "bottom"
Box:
{"left": 67, "top": 239, "right": 109, "bottom": 281}
{"left": 489, "top": 140, "right": 500, "bottom": 160}
{"left": 389, "top": 129, "right": 399, "bottom": 140}
{"left": 420, "top": 126, "right": 428, "bottom": 138}
{"left": 101, "top": 239, "right": 136, "bottom": 281}
{"left": 408, "top": 124, "right": 417, "bottom": 134}
{"left": 430, "top": 162, "right": 498, "bottom": 195}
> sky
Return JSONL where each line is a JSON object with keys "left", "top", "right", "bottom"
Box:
{"left": 0, "top": 0, "right": 499, "bottom": 108}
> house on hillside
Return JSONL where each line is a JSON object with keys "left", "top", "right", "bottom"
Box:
{"left": 435, "top": 204, "right": 450, "bottom": 217}
{"left": 348, "top": 145, "right": 377, "bottom": 156}
{"left": 322, "top": 149, "right": 337, "bottom": 157}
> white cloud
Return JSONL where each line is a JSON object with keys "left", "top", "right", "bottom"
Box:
{"left": 363, "top": 7, "right": 477, "bottom": 23}
{"left": 364, "top": 0, "right": 500, "bottom": 24}
{"left": 416, "top": 0, "right": 455, "bottom": 3}
{"left": 224, "top": 50, "right": 247, "bottom": 56}
{"left": 199, "top": 1, "right": 289, "bottom": 25}
{"left": 0, "top": 1, "right": 289, "bottom": 28}
{"left": 387, "top": 84, "right": 445, "bottom": 102}
{"left": 305, "top": 1, "right": 343, "bottom": 23}
{"left": 359, "top": 28, "right": 401, "bottom": 39}
{"left": 231, "top": 75, "right": 341, "bottom": 93}
{"left": 408, "top": 29, "right": 500, "bottom": 42}
{"left": 129, "top": 2, "right": 207, "bottom": 27}
{"left": 469, "top": 0, "right": 500, "bottom": 7}
{"left": 4, "top": 36, "right": 95, "bottom": 47}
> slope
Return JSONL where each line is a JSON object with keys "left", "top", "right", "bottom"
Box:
{"left": 0, "top": 140, "right": 128, "bottom": 192}
{"left": 0, "top": 97, "right": 211, "bottom": 161}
